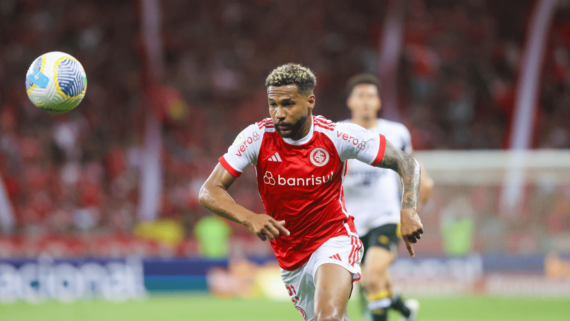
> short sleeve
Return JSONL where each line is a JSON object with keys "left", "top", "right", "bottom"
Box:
{"left": 219, "top": 124, "right": 263, "bottom": 177}
{"left": 332, "top": 122, "right": 386, "bottom": 166}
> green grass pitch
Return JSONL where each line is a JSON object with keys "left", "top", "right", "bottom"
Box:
{"left": 1, "top": 295, "right": 568, "bottom": 321}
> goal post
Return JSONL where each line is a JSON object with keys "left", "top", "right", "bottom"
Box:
{"left": 413, "top": 150, "right": 570, "bottom": 257}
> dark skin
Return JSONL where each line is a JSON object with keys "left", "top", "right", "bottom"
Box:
{"left": 199, "top": 83, "right": 422, "bottom": 320}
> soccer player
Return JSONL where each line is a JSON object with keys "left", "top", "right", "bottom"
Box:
{"left": 342, "top": 74, "right": 434, "bottom": 321}
{"left": 199, "top": 64, "right": 424, "bottom": 321}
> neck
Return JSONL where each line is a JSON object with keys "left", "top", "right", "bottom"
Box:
{"left": 291, "top": 115, "right": 312, "bottom": 141}
{"left": 350, "top": 116, "right": 377, "bottom": 129}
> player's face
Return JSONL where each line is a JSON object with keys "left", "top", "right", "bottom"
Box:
{"left": 268, "top": 85, "right": 315, "bottom": 139}
{"left": 347, "top": 84, "right": 381, "bottom": 121}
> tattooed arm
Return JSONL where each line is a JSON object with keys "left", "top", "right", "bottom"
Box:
{"left": 377, "top": 140, "right": 424, "bottom": 257}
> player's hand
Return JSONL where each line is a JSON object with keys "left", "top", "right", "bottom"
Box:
{"left": 400, "top": 208, "right": 423, "bottom": 257}
{"left": 244, "top": 213, "right": 290, "bottom": 241}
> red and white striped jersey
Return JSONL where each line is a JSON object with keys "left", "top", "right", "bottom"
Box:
{"left": 220, "top": 115, "right": 386, "bottom": 271}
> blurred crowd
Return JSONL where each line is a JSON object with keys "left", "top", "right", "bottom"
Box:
{"left": 0, "top": 0, "right": 569, "bottom": 257}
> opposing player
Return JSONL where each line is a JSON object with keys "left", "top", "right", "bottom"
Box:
{"left": 199, "top": 64, "right": 424, "bottom": 321}
{"left": 342, "top": 74, "right": 434, "bottom": 321}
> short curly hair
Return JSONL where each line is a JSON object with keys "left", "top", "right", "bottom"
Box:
{"left": 265, "top": 63, "right": 317, "bottom": 95}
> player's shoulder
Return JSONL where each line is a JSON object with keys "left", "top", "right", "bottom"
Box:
{"left": 314, "top": 115, "right": 370, "bottom": 138}
{"left": 333, "top": 118, "right": 370, "bottom": 134}
{"left": 313, "top": 115, "right": 337, "bottom": 132}
{"left": 235, "top": 118, "right": 275, "bottom": 135}
{"left": 231, "top": 119, "right": 273, "bottom": 148}
{"left": 315, "top": 116, "right": 376, "bottom": 149}
{"left": 376, "top": 118, "right": 410, "bottom": 136}
{"left": 255, "top": 118, "right": 276, "bottom": 133}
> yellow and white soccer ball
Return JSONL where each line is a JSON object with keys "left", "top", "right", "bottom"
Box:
{"left": 25, "top": 51, "right": 87, "bottom": 114}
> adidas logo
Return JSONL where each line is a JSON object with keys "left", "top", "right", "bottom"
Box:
{"left": 267, "top": 152, "right": 282, "bottom": 162}
{"left": 329, "top": 254, "right": 342, "bottom": 262}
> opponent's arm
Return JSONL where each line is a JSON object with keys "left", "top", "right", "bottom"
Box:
{"left": 377, "top": 140, "right": 423, "bottom": 257}
{"left": 410, "top": 148, "right": 434, "bottom": 209}
{"left": 418, "top": 162, "right": 434, "bottom": 208}
{"left": 199, "top": 163, "right": 290, "bottom": 241}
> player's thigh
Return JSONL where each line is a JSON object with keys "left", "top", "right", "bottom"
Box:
{"left": 363, "top": 246, "right": 394, "bottom": 277}
{"left": 361, "top": 224, "right": 399, "bottom": 279}
{"left": 313, "top": 263, "right": 353, "bottom": 320}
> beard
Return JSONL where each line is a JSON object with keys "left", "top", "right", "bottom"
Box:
{"left": 275, "top": 114, "right": 308, "bottom": 139}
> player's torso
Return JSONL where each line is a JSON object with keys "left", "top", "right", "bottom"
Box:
{"left": 343, "top": 119, "right": 408, "bottom": 233}
{"left": 255, "top": 130, "right": 345, "bottom": 222}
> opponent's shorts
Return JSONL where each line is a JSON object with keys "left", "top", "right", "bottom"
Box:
{"left": 280, "top": 235, "right": 363, "bottom": 321}
{"left": 359, "top": 223, "right": 401, "bottom": 261}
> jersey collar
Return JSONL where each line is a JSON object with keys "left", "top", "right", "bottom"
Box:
{"left": 281, "top": 117, "right": 314, "bottom": 146}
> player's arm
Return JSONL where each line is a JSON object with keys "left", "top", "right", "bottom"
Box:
{"left": 198, "top": 164, "right": 290, "bottom": 241}
{"left": 409, "top": 148, "right": 434, "bottom": 208}
{"left": 418, "top": 162, "right": 433, "bottom": 208}
{"left": 377, "top": 140, "right": 423, "bottom": 257}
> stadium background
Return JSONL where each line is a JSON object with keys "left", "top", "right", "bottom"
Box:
{"left": 1, "top": 0, "right": 570, "bottom": 320}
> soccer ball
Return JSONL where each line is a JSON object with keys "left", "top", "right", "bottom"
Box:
{"left": 25, "top": 51, "right": 87, "bottom": 114}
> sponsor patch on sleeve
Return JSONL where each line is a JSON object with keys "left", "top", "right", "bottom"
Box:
{"left": 232, "top": 132, "right": 245, "bottom": 146}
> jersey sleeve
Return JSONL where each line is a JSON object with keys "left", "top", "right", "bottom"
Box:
{"left": 219, "top": 124, "right": 263, "bottom": 177}
{"left": 332, "top": 122, "right": 386, "bottom": 166}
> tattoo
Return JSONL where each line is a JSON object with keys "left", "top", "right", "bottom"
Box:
{"left": 378, "top": 140, "right": 421, "bottom": 209}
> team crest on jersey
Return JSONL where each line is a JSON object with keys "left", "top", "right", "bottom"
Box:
{"left": 295, "top": 306, "right": 307, "bottom": 320}
{"left": 310, "top": 147, "right": 329, "bottom": 167}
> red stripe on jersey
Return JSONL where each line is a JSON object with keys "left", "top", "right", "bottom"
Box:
{"left": 315, "top": 124, "right": 335, "bottom": 131}
{"left": 314, "top": 116, "right": 331, "bottom": 123}
{"left": 258, "top": 119, "right": 273, "bottom": 129}
{"left": 314, "top": 123, "right": 335, "bottom": 130}
{"left": 219, "top": 156, "right": 242, "bottom": 177}
{"left": 314, "top": 119, "right": 335, "bottom": 130}
{"left": 316, "top": 119, "right": 335, "bottom": 127}
{"left": 371, "top": 134, "right": 387, "bottom": 167}
{"left": 314, "top": 116, "right": 332, "bottom": 124}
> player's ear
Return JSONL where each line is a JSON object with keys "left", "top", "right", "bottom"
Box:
{"left": 307, "top": 93, "right": 316, "bottom": 111}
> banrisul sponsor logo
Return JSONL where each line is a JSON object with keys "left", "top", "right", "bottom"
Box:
{"left": 263, "top": 171, "right": 334, "bottom": 187}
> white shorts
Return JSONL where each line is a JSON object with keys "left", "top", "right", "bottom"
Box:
{"left": 280, "top": 235, "right": 363, "bottom": 321}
